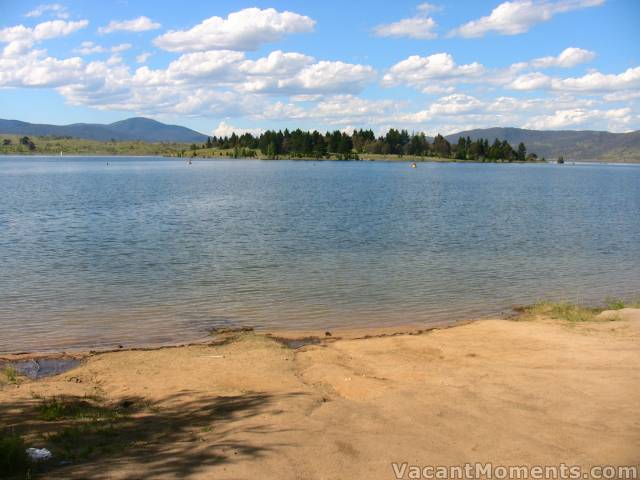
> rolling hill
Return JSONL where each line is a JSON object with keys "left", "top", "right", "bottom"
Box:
{"left": 0, "top": 117, "right": 208, "bottom": 143}
{"left": 445, "top": 127, "right": 640, "bottom": 162}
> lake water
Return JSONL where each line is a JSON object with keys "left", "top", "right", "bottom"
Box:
{"left": 1, "top": 157, "right": 639, "bottom": 353}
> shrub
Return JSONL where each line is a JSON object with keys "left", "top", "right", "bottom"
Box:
{"left": 0, "top": 431, "right": 30, "bottom": 478}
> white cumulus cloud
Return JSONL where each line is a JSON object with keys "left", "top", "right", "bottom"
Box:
{"left": 0, "top": 19, "right": 88, "bottom": 56}
{"left": 374, "top": 3, "right": 440, "bottom": 39}
{"left": 509, "top": 66, "right": 640, "bottom": 92}
{"left": 74, "top": 41, "right": 132, "bottom": 55}
{"left": 524, "top": 107, "right": 631, "bottom": 129}
{"left": 510, "top": 72, "right": 553, "bottom": 90}
{"left": 374, "top": 17, "right": 438, "bottom": 39}
{"left": 275, "top": 61, "right": 374, "bottom": 94}
{"left": 99, "top": 16, "right": 161, "bottom": 34}
{"left": 553, "top": 66, "right": 640, "bottom": 92}
{"left": 529, "top": 47, "right": 596, "bottom": 68}
{"left": 239, "top": 50, "right": 313, "bottom": 76}
{"left": 211, "top": 121, "right": 264, "bottom": 137}
{"left": 25, "top": 3, "right": 69, "bottom": 19}
{"left": 154, "top": 8, "right": 315, "bottom": 52}
{"left": 136, "top": 52, "right": 152, "bottom": 64}
{"left": 382, "top": 53, "right": 484, "bottom": 89}
{"left": 449, "top": 0, "right": 605, "bottom": 38}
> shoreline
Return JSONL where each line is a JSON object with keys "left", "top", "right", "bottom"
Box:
{"left": 0, "top": 318, "right": 465, "bottom": 362}
{"left": 3, "top": 153, "right": 640, "bottom": 164}
{"left": 2, "top": 308, "right": 639, "bottom": 478}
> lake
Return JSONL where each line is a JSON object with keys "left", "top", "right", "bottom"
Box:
{"left": 1, "top": 157, "right": 639, "bottom": 353}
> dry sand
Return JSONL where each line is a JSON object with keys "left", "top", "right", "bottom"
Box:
{"left": 2, "top": 310, "right": 639, "bottom": 479}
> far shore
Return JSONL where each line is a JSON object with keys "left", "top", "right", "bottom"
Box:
{"left": 2, "top": 307, "right": 639, "bottom": 479}
{"left": 3, "top": 151, "right": 640, "bottom": 164}
{"left": 3, "top": 134, "right": 640, "bottom": 163}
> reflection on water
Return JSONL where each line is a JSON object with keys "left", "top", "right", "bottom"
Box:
{"left": 1, "top": 157, "right": 639, "bottom": 352}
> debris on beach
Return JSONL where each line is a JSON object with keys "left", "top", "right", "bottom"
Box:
{"left": 26, "top": 447, "right": 52, "bottom": 462}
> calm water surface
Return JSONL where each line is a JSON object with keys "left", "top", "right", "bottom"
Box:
{"left": 1, "top": 157, "right": 639, "bottom": 352}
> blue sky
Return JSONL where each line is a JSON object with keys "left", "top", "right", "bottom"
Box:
{"left": 1, "top": 0, "right": 639, "bottom": 136}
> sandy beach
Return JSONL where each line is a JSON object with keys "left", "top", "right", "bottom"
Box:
{"left": 2, "top": 309, "right": 639, "bottom": 479}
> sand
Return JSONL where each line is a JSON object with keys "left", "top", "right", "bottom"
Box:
{"left": 1, "top": 311, "right": 639, "bottom": 479}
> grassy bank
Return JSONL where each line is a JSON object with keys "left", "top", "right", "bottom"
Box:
{"left": 0, "top": 136, "right": 549, "bottom": 163}
{"left": 515, "top": 296, "right": 640, "bottom": 322}
{"left": 0, "top": 135, "right": 189, "bottom": 156}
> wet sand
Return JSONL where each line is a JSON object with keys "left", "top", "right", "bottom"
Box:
{"left": 1, "top": 310, "right": 639, "bottom": 479}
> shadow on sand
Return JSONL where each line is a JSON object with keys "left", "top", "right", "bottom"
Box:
{"left": 1, "top": 390, "right": 305, "bottom": 478}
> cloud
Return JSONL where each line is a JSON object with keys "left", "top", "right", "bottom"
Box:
{"left": 99, "top": 16, "right": 161, "bottom": 34}
{"left": 374, "top": 3, "right": 440, "bottom": 39}
{"left": 393, "top": 93, "right": 484, "bottom": 123}
{"left": 524, "top": 107, "right": 631, "bottom": 129}
{"left": 510, "top": 66, "right": 640, "bottom": 92}
{"left": 449, "top": 0, "right": 605, "bottom": 38}
{"left": 25, "top": 3, "right": 69, "bottom": 19}
{"left": 384, "top": 93, "right": 624, "bottom": 134}
{"left": 0, "top": 19, "right": 88, "bottom": 55}
{"left": 529, "top": 47, "right": 595, "bottom": 68}
{"left": 212, "top": 121, "right": 264, "bottom": 137}
{"left": 374, "top": 17, "right": 438, "bottom": 39}
{"left": 602, "top": 91, "right": 640, "bottom": 102}
{"left": 154, "top": 8, "right": 315, "bottom": 52}
{"left": 416, "top": 3, "right": 443, "bottom": 13}
{"left": 552, "top": 66, "right": 640, "bottom": 92}
{"left": 428, "top": 93, "right": 483, "bottom": 115}
{"left": 111, "top": 43, "right": 132, "bottom": 53}
{"left": 273, "top": 61, "right": 374, "bottom": 94}
{"left": 136, "top": 52, "right": 152, "bottom": 64}
{"left": 239, "top": 50, "right": 313, "bottom": 76}
{"left": 0, "top": 39, "right": 374, "bottom": 121}
{"left": 0, "top": 49, "right": 84, "bottom": 87}
{"left": 382, "top": 48, "right": 616, "bottom": 95}
{"left": 258, "top": 95, "right": 400, "bottom": 126}
{"left": 237, "top": 59, "right": 374, "bottom": 95}
{"left": 143, "top": 50, "right": 245, "bottom": 83}
{"left": 421, "top": 84, "right": 456, "bottom": 94}
{"left": 74, "top": 41, "right": 132, "bottom": 55}
{"left": 382, "top": 53, "right": 484, "bottom": 90}
{"left": 509, "top": 72, "right": 553, "bottom": 90}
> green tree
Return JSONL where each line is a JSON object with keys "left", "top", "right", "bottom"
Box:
{"left": 337, "top": 133, "right": 353, "bottom": 155}
{"left": 501, "top": 140, "right": 514, "bottom": 162}
{"left": 455, "top": 137, "right": 467, "bottom": 160}
{"left": 488, "top": 139, "right": 502, "bottom": 160}
{"left": 432, "top": 134, "right": 451, "bottom": 158}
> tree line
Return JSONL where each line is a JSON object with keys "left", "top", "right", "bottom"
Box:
{"left": 198, "top": 128, "right": 539, "bottom": 162}
{"left": 1, "top": 136, "right": 36, "bottom": 151}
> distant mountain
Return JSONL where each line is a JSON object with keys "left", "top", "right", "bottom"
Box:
{"left": 445, "top": 127, "right": 640, "bottom": 162}
{"left": 0, "top": 117, "right": 208, "bottom": 143}
{"left": 106, "top": 118, "right": 208, "bottom": 143}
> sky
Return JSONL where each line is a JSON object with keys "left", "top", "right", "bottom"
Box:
{"left": 0, "top": 0, "right": 639, "bottom": 137}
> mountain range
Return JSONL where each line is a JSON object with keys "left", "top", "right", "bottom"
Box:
{"left": 0, "top": 117, "right": 208, "bottom": 143}
{"left": 1, "top": 117, "right": 639, "bottom": 161}
{"left": 444, "top": 127, "right": 640, "bottom": 162}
